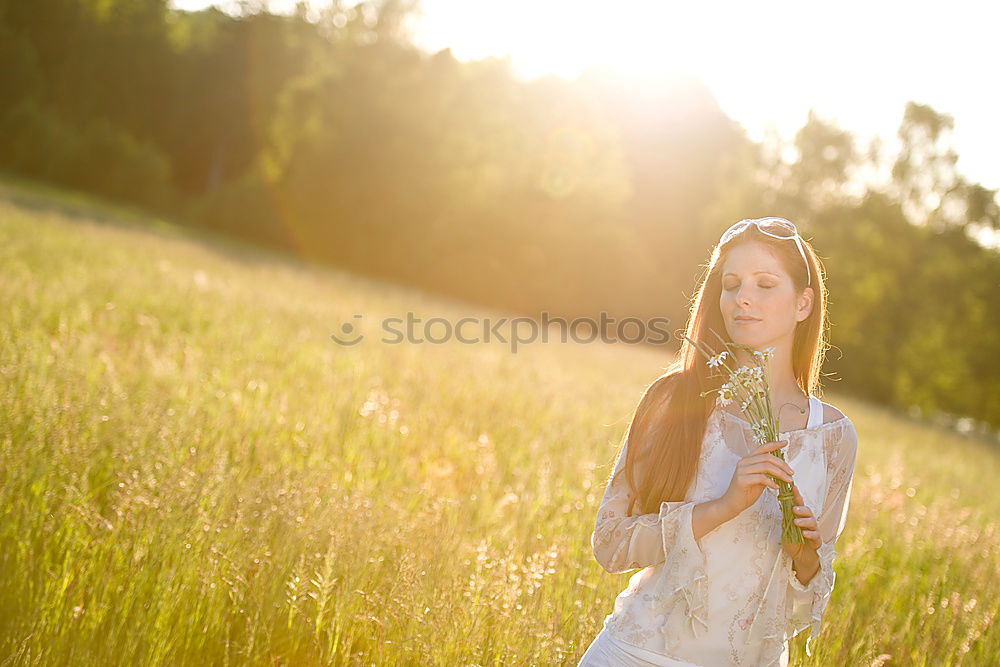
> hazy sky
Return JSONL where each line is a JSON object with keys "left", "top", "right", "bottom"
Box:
{"left": 173, "top": 0, "right": 998, "bottom": 195}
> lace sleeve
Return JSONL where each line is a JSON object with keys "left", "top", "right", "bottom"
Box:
{"left": 589, "top": 377, "right": 713, "bottom": 642}
{"left": 590, "top": 434, "right": 706, "bottom": 574}
{"left": 784, "top": 417, "right": 859, "bottom": 656}
{"left": 590, "top": 375, "right": 706, "bottom": 576}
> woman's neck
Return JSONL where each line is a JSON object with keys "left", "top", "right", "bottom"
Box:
{"left": 732, "top": 348, "right": 807, "bottom": 410}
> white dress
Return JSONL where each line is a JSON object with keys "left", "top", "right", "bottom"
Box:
{"left": 579, "top": 394, "right": 859, "bottom": 667}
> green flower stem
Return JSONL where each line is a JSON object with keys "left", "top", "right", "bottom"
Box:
{"left": 773, "top": 459, "right": 805, "bottom": 545}
{"left": 684, "top": 330, "right": 806, "bottom": 545}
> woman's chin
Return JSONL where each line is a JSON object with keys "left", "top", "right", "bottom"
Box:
{"left": 731, "top": 333, "right": 767, "bottom": 349}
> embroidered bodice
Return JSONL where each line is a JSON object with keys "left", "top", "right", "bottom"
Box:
{"left": 590, "top": 394, "right": 859, "bottom": 666}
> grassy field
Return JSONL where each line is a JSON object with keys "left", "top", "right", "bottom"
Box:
{"left": 1, "top": 182, "right": 997, "bottom": 665}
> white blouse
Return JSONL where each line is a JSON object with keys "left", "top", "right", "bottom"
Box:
{"left": 591, "top": 394, "right": 859, "bottom": 667}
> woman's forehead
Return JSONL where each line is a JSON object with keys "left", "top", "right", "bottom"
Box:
{"left": 721, "top": 242, "right": 786, "bottom": 276}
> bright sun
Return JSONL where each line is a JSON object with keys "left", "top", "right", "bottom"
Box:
{"left": 407, "top": 0, "right": 812, "bottom": 132}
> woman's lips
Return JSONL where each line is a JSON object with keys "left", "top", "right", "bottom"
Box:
{"left": 734, "top": 318, "right": 760, "bottom": 325}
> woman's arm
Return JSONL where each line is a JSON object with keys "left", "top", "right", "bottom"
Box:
{"left": 590, "top": 434, "right": 706, "bottom": 573}
{"left": 590, "top": 374, "right": 738, "bottom": 574}
{"left": 791, "top": 549, "right": 820, "bottom": 586}
{"left": 784, "top": 417, "right": 859, "bottom": 655}
{"left": 590, "top": 430, "right": 738, "bottom": 573}
{"left": 693, "top": 497, "right": 737, "bottom": 542}
{"left": 591, "top": 376, "right": 697, "bottom": 574}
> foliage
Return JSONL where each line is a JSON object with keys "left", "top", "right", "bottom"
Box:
{"left": 0, "top": 0, "right": 997, "bottom": 428}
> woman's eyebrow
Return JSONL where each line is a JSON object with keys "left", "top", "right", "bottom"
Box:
{"left": 723, "top": 271, "right": 780, "bottom": 278}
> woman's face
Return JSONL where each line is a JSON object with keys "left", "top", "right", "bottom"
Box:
{"left": 719, "top": 241, "right": 812, "bottom": 351}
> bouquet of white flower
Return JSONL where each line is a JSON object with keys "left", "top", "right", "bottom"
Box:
{"left": 682, "top": 330, "right": 805, "bottom": 545}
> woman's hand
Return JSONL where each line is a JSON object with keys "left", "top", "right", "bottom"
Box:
{"left": 719, "top": 439, "right": 794, "bottom": 518}
{"left": 781, "top": 482, "right": 821, "bottom": 561}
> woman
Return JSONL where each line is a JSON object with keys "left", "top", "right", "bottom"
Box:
{"left": 578, "top": 217, "right": 859, "bottom": 666}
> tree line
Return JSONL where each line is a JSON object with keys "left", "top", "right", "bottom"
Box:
{"left": 1, "top": 0, "right": 997, "bottom": 431}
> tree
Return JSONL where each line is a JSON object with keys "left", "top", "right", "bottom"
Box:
{"left": 890, "top": 101, "right": 1000, "bottom": 242}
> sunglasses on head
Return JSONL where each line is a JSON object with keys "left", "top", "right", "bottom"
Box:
{"left": 718, "top": 216, "right": 811, "bottom": 287}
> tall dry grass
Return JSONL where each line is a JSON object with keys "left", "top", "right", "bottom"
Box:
{"left": 0, "top": 188, "right": 996, "bottom": 665}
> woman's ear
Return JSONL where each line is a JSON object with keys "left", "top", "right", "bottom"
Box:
{"left": 797, "top": 286, "right": 814, "bottom": 323}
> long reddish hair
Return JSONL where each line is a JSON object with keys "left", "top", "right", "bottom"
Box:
{"left": 617, "top": 220, "right": 831, "bottom": 515}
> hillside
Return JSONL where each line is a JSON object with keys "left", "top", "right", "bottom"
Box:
{"left": 0, "top": 183, "right": 997, "bottom": 665}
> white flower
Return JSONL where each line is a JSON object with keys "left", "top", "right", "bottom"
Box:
{"left": 707, "top": 350, "right": 729, "bottom": 368}
{"left": 717, "top": 383, "right": 735, "bottom": 406}
{"left": 732, "top": 365, "right": 754, "bottom": 387}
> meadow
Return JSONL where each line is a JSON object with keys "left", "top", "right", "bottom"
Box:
{"left": 1, "top": 182, "right": 997, "bottom": 665}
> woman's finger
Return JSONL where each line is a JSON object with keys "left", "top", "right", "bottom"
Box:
{"left": 747, "top": 473, "right": 779, "bottom": 490}
{"left": 792, "top": 482, "right": 803, "bottom": 505}
{"left": 791, "top": 485, "right": 814, "bottom": 520}
{"left": 740, "top": 454, "right": 794, "bottom": 478}
{"left": 753, "top": 440, "right": 789, "bottom": 455}
{"left": 743, "top": 461, "right": 793, "bottom": 483}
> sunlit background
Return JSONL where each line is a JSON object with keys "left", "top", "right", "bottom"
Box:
{"left": 2, "top": 0, "right": 999, "bottom": 664}
{"left": 175, "top": 0, "right": 1000, "bottom": 195}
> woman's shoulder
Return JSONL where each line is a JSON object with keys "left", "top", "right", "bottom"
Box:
{"left": 818, "top": 400, "right": 847, "bottom": 425}
{"left": 813, "top": 399, "right": 858, "bottom": 458}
